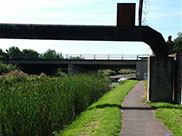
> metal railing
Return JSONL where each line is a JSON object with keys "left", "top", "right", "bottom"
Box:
{"left": 62, "top": 54, "right": 150, "bottom": 60}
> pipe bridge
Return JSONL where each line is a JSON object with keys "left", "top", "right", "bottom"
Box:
{"left": 0, "top": 23, "right": 175, "bottom": 103}
{"left": 0, "top": 24, "right": 169, "bottom": 56}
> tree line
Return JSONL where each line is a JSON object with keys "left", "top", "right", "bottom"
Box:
{"left": 173, "top": 32, "right": 182, "bottom": 52}
{"left": 0, "top": 46, "right": 63, "bottom": 59}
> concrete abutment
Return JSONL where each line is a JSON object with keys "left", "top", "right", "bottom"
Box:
{"left": 147, "top": 56, "right": 174, "bottom": 102}
{"left": 175, "top": 52, "right": 182, "bottom": 104}
{"left": 136, "top": 61, "right": 148, "bottom": 80}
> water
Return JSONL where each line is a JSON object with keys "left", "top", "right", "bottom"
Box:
{"left": 118, "top": 77, "right": 128, "bottom": 82}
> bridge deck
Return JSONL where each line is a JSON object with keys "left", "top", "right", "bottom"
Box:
{"left": 0, "top": 59, "right": 138, "bottom": 65}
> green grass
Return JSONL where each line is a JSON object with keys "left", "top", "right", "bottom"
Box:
{"left": 149, "top": 102, "right": 182, "bottom": 136}
{"left": 144, "top": 80, "right": 182, "bottom": 136}
{"left": 143, "top": 80, "right": 148, "bottom": 102}
{"left": 57, "top": 80, "right": 138, "bottom": 136}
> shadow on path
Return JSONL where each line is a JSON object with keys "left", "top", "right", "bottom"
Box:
{"left": 121, "top": 106, "right": 154, "bottom": 110}
{"left": 150, "top": 105, "right": 182, "bottom": 110}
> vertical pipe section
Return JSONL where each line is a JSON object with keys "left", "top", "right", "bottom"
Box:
{"left": 139, "top": 0, "right": 143, "bottom": 26}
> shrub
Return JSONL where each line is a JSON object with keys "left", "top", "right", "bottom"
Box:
{"left": 0, "top": 62, "right": 18, "bottom": 74}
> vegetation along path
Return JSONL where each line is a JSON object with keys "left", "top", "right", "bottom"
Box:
{"left": 120, "top": 81, "right": 172, "bottom": 136}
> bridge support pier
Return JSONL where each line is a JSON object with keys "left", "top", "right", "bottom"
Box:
{"left": 68, "top": 64, "right": 85, "bottom": 74}
{"left": 136, "top": 61, "right": 148, "bottom": 80}
{"left": 175, "top": 52, "right": 182, "bottom": 104}
{"left": 68, "top": 64, "right": 73, "bottom": 75}
{"left": 67, "top": 64, "right": 97, "bottom": 75}
{"left": 147, "top": 56, "right": 174, "bottom": 102}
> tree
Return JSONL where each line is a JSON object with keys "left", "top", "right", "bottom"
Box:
{"left": 173, "top": 32, "right": 182, "bottom": 52}
{"left": 40, "top": 49, "right": 63, "bottom": 59}
{"left": 68, "top": 56, "right": 84, "bottom": 60}
{"left": 22, "top": 49, "right": 39, "bottom": 59}
{"left": 0, "top": 49, "right": 7, "bottom": 59}
{"left": 6, "top": 46, "right": 22, "bottom": 59}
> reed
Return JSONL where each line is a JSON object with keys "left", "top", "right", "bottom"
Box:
{"left": 0, "top": 73, "right": 110, "bottom": 136}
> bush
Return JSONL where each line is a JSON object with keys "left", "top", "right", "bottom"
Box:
{"left": 0, "top": 62, "right": 18, "bottom": 74}
{"left": 0, "top": 74, "right": 110, "bottom": 136}
{"left": 118, "top": 69, "right": 136, "bottom": 74}
{"left": 98, "top": 69, "right": 116, "bottom": 76}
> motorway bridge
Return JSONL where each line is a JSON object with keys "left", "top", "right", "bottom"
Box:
{"left": 0, "top": 54, "right": 148, "bottom": 77}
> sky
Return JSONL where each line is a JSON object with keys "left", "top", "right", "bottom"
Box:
{"left": 0, "top": 0, "right": 181, "bottom": 55}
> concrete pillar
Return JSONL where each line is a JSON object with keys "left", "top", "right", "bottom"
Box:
{"left": 147, "top": 56, "right": 174, "bottom": 102}
{"left": 175, "top": 52, "right": 182, "bottom": 104}
{"left": 68, "top": 64, "right": 81, "bottom": 75}
{"left": 68, "top": 64, "right": 86, "bottom": 74}
{"left": 68, "top": 64, "right": 73, "bottom": 75}
{"left": 136, "top": 61, "right": 148, "bottom": 80}
{"left": 68, "top": 64, "right": 98, "bottom": 75}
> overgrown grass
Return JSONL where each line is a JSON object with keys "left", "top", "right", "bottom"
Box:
{"left": 144, "top": 80, "right": 182, "bottom": 136}
{"left": 57, "top": 80, "right": 138, "bottom": 136}
{"left": 0, "top": 73, "right": 110, "bottom": 136}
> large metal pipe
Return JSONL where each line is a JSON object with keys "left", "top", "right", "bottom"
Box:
{"left": 0, "top": 23, "right": 168, "bottom": 55}
{"left": 139, "top": 0, "right": 144, "bottom": 26}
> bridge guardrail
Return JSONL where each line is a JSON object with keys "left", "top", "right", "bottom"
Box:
{"left": 62, "top": 54, "right": 150, "bottom": 60}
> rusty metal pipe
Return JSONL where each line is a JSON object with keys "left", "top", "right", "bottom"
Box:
{"left": 0, "top": 23, "right": 168, "bottom": 56}
{"left": 139, "top": 0, "right": 143, "bottom": 26}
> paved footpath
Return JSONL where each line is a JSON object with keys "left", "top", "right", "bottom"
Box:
{"left": 120, "top": 81, "right": 172, "bottom": 136}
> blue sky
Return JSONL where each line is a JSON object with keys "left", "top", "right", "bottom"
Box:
{"left": 0, "top": 0, "right": 181, "bottom": 55}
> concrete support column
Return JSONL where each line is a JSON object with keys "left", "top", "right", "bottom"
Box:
{"left": 136, "top": 61, "right": 148, "bottom": 80}
{"left": 68, "top": 64, "right": 82, "bottom": 75}
{"left": 175, "top": 52, "right": 182, "bottom": 104}
{"left": 68, "top": 64, "right": 73, "bottom": 75}
{"left": 147, "top": 56, "right": 174, "bottom": 102}
{"left": 67, "top": 64, "right": 98, "bottom": 75}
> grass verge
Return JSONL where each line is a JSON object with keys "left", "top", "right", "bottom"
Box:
{"left": 57, "top": 80, "right": 138, "bottom": 136}
{"left": 148, "top": 102, "right": 182, "bottom": 136}
{"left": 144, "top": 80, "right": 182, "bottom": 136}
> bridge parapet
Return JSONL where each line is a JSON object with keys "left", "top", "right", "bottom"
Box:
{"left": 62, "top": 54, "right": 150, "bottom": 60}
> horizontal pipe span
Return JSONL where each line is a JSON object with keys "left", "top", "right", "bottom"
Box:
{"left": 0, "top": 23, "right": 147, "bottom": 41}
{"left": 0, "top": 23, "right": 169, "bottom": 55}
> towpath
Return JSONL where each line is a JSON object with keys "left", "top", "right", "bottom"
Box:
{"left": 120, "top": 81, "right": 172, "bottom": 136}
